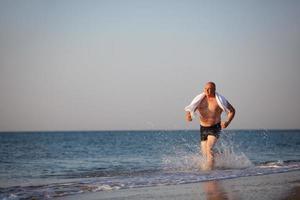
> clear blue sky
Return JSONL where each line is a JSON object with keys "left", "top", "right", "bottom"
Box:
{"left": 0, "top": 0, "right": 300, "bottom": 131}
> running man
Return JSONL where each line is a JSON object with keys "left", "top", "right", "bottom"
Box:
{"left": 185, "top": 82, "right": 235, "bottom": 170}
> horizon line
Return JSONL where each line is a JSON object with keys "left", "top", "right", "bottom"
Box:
{"left": 0, "top": 129, "right": 300, "bottom": 133}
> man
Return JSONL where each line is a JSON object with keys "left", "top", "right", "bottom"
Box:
{"left": 185, "top": 82, "right": 235, "bottom": 170}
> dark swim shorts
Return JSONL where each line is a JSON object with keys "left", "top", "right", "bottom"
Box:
{"left": 200, "top": 123, "right": 221, "bottom": 141}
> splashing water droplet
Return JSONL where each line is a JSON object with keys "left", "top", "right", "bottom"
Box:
{"left": 162, "top": 135, "right": 253, "bottom": 171}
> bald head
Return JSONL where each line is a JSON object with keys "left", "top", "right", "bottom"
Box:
{"left": 206, "top": 82, "right": 216, "bottom": 88}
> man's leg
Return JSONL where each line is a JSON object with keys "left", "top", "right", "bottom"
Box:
{"left": 200, "top": 141, "right": 207, "bottom": 156}
{"left": 200, "top": 141, "right": 208, "bottom": 170}
{"left": 206, "top": 135, "right": 218, "bottom": 170}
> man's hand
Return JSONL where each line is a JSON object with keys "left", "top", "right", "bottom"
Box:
{"left": 221, "top": 121, "right": 229, "bottom": 129}
{"left": 185, "top": 112, "right": 192, "bottom": 122}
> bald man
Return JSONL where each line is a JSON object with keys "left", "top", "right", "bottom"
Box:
{"left": 185, "top": 82, "right": 235, "bottom": 170}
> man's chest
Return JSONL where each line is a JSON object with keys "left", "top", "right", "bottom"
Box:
{"left": 198, "top": 98, "right": 221, "bottom": 112}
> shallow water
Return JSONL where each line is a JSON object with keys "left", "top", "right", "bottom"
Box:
{"left": 0, "top": 130, "right": 299, "bottom": 199}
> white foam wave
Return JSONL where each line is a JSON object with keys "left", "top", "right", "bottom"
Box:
{"left": 80, "top": 184, "right": 122, "bottom": 192}
{"left": 2, "top": 162, "right": 300, "bottom": 200}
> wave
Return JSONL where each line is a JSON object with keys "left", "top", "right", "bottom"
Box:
{"left": 39, "top": 168, "right": 162, "bottom": 179}
{"left": 1, "top": 160, "right": 300, "bottom": 200}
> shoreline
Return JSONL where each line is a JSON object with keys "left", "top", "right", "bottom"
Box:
{"left": 57, "top": 170, "right": 300, "bottom": 200}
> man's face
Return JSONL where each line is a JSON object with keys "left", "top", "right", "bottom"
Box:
{"left": 204, "top": 83, "right": 215, "bottom": 97}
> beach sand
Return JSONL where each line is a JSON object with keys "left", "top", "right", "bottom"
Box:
{"left": 57, "top": 170, "right": 300, "bottom": 200}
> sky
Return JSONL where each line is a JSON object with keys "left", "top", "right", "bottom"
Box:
{"left": 0, "top": 0, "right": 299, "bottom": 131}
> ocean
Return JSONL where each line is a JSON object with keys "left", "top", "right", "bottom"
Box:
{"left": 0, "top": 130, "right": 300, "bottom": 199}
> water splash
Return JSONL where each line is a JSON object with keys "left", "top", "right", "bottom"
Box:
{"left": 214, "top": 145, "right": 253, "bottom": 169}
{"left": 162, "top": 134, "right": 253, "bottom": 171}
{"left": 162, "top": 151, "right": 205, "bottom": 172}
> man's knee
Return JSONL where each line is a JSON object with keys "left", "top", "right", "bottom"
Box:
{"left": 207, "top": 148, "right": 214, "bottom": 158}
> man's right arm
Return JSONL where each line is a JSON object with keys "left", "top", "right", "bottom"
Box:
{"left": 185, "top": 111, "right": 192, "bottom": 122}
{"left": 221, "top": 102, "right": 235, "bottom": 129}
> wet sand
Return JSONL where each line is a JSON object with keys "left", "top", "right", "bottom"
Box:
{"left": 57, "top": 170, "right": 300, "bottom": 200}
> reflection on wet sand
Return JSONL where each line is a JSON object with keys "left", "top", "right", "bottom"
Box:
{"left": 281, "top": 185, "right": 300, "bottom": 200}
{"left": 202, "top": 181, "right": 228, "bottom": 200}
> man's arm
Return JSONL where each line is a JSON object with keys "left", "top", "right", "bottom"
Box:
{"left": 185, "top": 111, "right": 192, "bottom": 122}
{"left": 221, "top": 102, "right": 235, "bottom": 129}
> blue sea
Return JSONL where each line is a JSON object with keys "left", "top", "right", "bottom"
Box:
{"left": 0, "top": 130, "right": 300, "bottom": 199}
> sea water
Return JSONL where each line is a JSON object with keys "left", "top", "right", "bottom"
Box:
{"left": 0, "top": 130, "right": 299, "bottom": 199}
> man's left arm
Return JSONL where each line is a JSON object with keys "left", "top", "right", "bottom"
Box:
{"left": 221, "top": 102, "right": 235, "bottom": 129}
